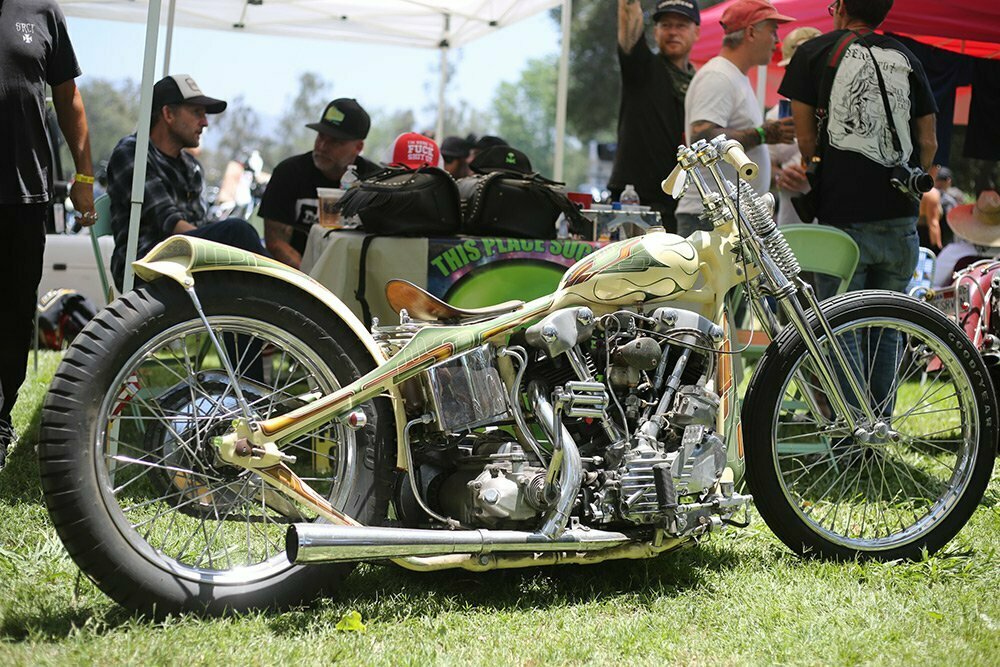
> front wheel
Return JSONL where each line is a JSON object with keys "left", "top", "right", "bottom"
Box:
{"left": 744, "top": 291, "right": 997, "bottom": 561}
{"left": 39, "top": 273, "right": 392, "bottom": 615}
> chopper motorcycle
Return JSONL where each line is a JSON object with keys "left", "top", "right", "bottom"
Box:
{"left": 38, "top": 138, "right": 997, "bottom": 615}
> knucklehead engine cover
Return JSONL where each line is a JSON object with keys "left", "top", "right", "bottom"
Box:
{"left": 554, "top": 231, "right": 700, "bottom": 308}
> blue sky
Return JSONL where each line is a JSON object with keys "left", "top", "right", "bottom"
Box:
{"left": 65, "top": 12, "right": 562, "bottom": 128}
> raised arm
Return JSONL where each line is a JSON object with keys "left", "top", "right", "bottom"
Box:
{"left": 618, "top": 0, "right": 645, "bottom": 53}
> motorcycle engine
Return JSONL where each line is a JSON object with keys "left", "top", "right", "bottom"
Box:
{"left": 571, "top": 307, "right": 729, "bottom": 528}
{"left": 396, "top": 431, "right": 550, "bottom": 529}
{"left": 392, "top": 305, "right": 732, "bottom": 533}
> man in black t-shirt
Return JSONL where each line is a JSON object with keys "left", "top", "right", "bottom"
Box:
{"left": 608, "top": 0, "right": 700, "bottom": 232}
{"left": 779, "top": 0, "right": 937, "bottom": 414}
{"left": 0, "top": 0, "right": 96, "bottom": 466}
{"left": 258, "top": 99, "right": 380, "bottom": 269}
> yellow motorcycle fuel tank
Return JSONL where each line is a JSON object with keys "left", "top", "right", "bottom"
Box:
{"left": 553, "top": 230, "right": 700, "bottom": 310}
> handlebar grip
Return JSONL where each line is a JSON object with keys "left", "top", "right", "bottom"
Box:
{"left": 721, "top": 140, "right": 758, "bottom": 181}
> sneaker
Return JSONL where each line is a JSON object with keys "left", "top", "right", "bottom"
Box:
{"left": 0, "top": 422, "right": 16, "bottom": 471}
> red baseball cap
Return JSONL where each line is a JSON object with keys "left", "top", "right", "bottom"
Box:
{"left": 390, "top": 132, "right": 440, "bottom": 169}
{"left": 720, "top": 0, "right": 795, "bottom": 34}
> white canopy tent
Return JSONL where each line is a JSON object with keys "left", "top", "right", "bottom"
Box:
{"left": 58, "top": 0, "right": 572, "bottom": 290}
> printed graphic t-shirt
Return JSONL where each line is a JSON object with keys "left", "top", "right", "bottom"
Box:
{"left": 258, "top": 152, "right": 380, "bottom": 254}
{"left": 779, "top": 31, "right": 937, "bottom": 226}
{"left": 676, "top": 56, "right": 771, "bottom": 216}
{"left": 0, "top": 0, "right": 81, "bottom": 204}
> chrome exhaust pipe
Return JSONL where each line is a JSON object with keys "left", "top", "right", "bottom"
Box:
{"left": 528, "top": 380, "right": 583, "bottom": 538}
{"left": 287, "top": 524, "right": 632, "bottom": 564}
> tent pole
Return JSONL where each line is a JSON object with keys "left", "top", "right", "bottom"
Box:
{"left": 162, "top": 0, "right": 177, "bottom": 77}
{"left": 755, "top": 64, "right": 768, "bottom": 115}
{"left": 435, "top": 13, "right": 450, "bottom": 142}
{"left": 123, "top": 0, "right": 164, "bottom": 292}
{"left": 554, "top": 0, "right": 571, "bottom": 182}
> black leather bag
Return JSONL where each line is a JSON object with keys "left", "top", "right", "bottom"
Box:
{"left": 334, "top": 166, "right": 461, "bottom": 237}
{"left": 457, "top": 172, "right": 562, "bottom": 239}
{"left": 456, "top": 146, "right": 586, "bottom": 239}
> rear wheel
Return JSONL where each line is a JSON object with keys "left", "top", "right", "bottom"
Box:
{"left": 39, "top": 273, "right": 392, "bottom": 615}
{"left": 744, "top": 291, "right": 997, "bottom": 560}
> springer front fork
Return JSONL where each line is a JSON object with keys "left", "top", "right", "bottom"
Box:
{"left": 748, "top": 267, "right": 877, "bottom": 433}
{"left": 679, "top": 136, "right": 877, "bottom": 433}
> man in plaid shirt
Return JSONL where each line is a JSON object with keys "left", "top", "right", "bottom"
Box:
{"left": 107, "top": 74, "right": 266, "bottom": 290}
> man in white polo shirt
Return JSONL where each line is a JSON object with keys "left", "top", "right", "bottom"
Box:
{"left": 674, "top": 0, "right": 796, "bottom": 237}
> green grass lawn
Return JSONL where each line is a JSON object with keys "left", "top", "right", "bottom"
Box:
{"left": 1, "top": 352, "right": 998, "bottom": 666}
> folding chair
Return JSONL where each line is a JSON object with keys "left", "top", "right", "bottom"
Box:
{"left": 737, "top": 224, "right": 860, "bottom": 365}
{"left": 89, "top": 193, "right": 115, "bottom": 305}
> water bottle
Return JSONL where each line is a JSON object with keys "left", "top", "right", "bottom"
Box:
{"left": 620, "top": 184, "right": 640, "bottom": 210}
{"left": 340, "top": 164, "right": 359, "bottom": 190}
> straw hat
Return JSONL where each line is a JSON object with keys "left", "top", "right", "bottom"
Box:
{"left": 949, "top": 190, "right": 1000, "bottom": 247}
{"left": 778, "top": 26, "right": 822, "bottom": 67}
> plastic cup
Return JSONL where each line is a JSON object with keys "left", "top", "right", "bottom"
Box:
{"left": 317, "top": 187, "right": 346, "bottom": 228}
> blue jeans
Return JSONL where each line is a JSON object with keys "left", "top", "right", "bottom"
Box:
{"left": 814, "top": 218, "right": 919, "bottom": 419}
{"left": 183, "top": 217, "right": 267, "bottom": 256}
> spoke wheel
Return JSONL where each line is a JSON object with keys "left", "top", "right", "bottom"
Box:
{"left": 39, "top": 273, "right": 392, "bottom": 615}
{"left": 744, "top": 291, "right": 996, "bottom": 560}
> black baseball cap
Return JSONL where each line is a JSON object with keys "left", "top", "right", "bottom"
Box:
{"left": 473, "top": 135, "right": 509, "bottom": 151}
{"left": 652, "top": 0, "right": 701, "bottom": 25}
{"left": 441, "top": 135, "right": 472, "bottom": 160}
{"left": 470, "top": 145, "right": 533, "bottom": 175}
{"left": 152, "top": 74, "right": 227, "bottom": 113}
{"left": 306, "top": 98, "right": 371, "bottom": 140}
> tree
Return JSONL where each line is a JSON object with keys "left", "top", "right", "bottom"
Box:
{"left": 364, "top": 108, "right": 418, "bottom": 163}
{"left": 492, "top": 55, "right": 588, "bottom": 189}
{"left": 200, "top": 94, "right": 273, "bottom": 185}
{"left": 493, "top": 56, "right": 560, "bottom": 177}
{"left": 270, "top": 72, "right": 333, "bottom": 164}
{"left": 67, "top": 78, "right": 141, "bottom": 176}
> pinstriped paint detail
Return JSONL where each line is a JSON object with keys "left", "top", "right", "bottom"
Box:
{"left": 562, "top": 238, "right": 645, "bottom": 287}
{"left": 363, "top": 343, "right": 455, "bottom": 390}
{"left": 260, "top": 387, "right": 357, "bottom": 437}
{"left": 479, "top": 299, "right": 552, "bottom": 340}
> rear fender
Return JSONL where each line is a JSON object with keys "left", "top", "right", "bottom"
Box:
{"left": 133, "top": 236, "right": 409, "bottom": 463}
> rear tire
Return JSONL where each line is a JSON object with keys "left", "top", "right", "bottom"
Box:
{"left": 39, "top": 273, "right": 392, "bottom": 615}
{"left": 744, "top": 291, "right": 997, "bottom": 561}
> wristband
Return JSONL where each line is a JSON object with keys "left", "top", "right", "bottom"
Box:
{"left": 754, "top": 126, "right": 766, "bottom": 145}
{"left": 74, "top": 173, "right": 95, "bottom": 185}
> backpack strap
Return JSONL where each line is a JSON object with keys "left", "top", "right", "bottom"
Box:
{"left": 852, "top": 31, "right": 905, "bottom": 161}
{"left": 354, "top": 234, "right": 377, "bottom": 326}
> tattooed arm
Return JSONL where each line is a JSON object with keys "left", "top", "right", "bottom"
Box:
{"left": 618, "top": 0, "right": 645, "bottom": 53}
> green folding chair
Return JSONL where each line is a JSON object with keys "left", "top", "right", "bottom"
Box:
{"left": 738, "top": 223, "right": 860, "bottom": 364}
{"left": 89, "top": 193, "right": 114, "bottom": 305}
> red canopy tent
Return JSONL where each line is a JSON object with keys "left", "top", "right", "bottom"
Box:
{"left": 690, "top": 0, "right": 1000, "bottom": 119}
